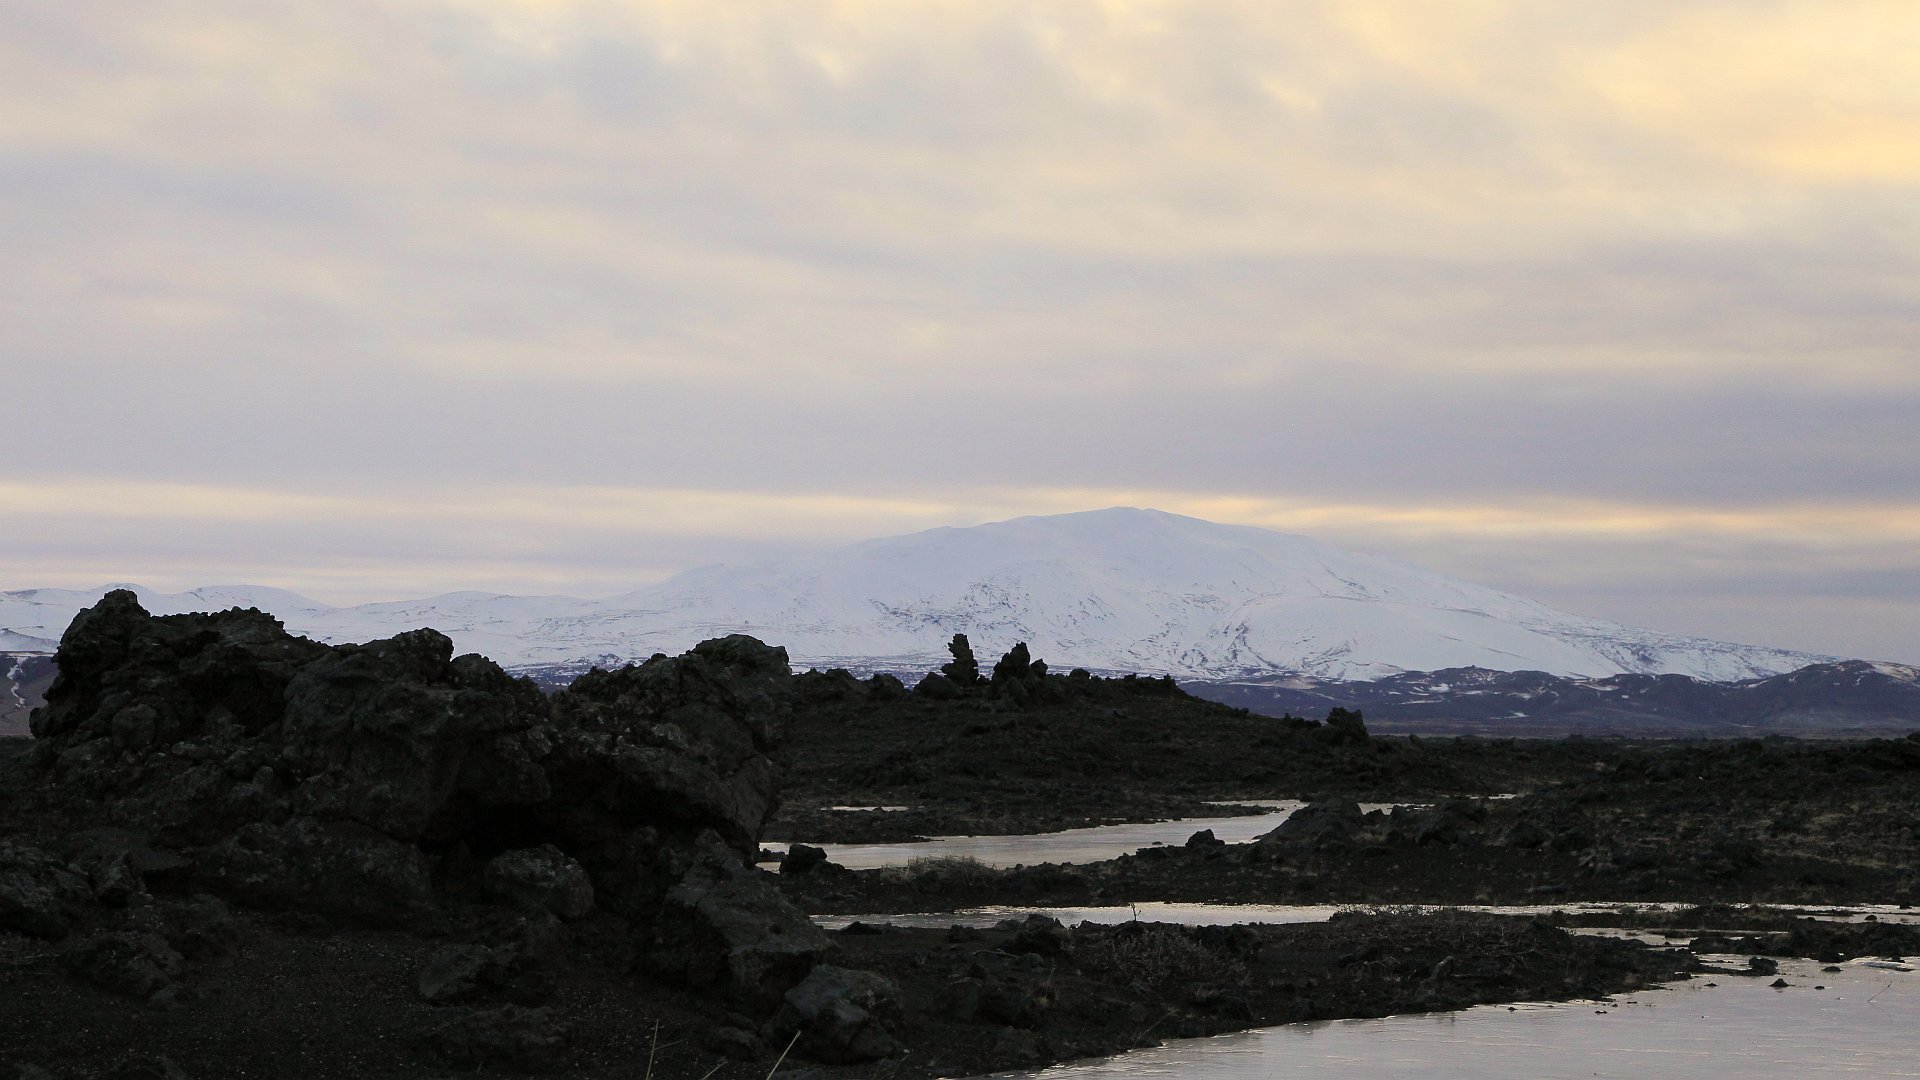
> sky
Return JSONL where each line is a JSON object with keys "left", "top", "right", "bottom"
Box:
{"left": 2, "top": 1, "right": 1917, "bottom": 664}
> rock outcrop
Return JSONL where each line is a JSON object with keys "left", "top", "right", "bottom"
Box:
{"left": 19, "top": 591, "right": 828, "bottom": 1009}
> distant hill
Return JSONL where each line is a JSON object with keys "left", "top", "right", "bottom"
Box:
{"left": 1, "top": 508, "right": 1833, "bottom": 683}
{"left": 1187, "top": 660, "right": 1920, "bottom": 738}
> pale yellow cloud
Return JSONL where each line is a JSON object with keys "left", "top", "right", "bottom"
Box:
{"left": 4, "top": 2, "right": 1917, "bottom": 648}
{"left": 11, "top": 476, "right": 1919, "bottom": 549}
{"left": 9, "top": 478, "right": 1918, "bottom": 661}
{"left": 8, "top": 0, "right": 1915, "bottom": 400}
{"left": 1582, "top": 1, "right": 1920, "bottom": 182}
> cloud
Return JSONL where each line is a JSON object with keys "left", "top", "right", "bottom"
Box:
{"left": 2, "top": 2, "right": 1916, "bottom": 659}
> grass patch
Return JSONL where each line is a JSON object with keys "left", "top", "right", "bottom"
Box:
{"left": 1075, "top": 923, "right": 1251, "bottom": 991}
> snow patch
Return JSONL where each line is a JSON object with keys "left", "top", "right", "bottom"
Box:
{"left": 0, "top": 509, "right": 1837, "bottom": 682}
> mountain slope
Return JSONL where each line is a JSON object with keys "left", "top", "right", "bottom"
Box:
{"left": 583, "top": 508, "right": 1827, "bottom": 680}
{"left": 1191, "top": 660, "right": 1920, "bottom": 737}
{"left": 1, "top": 508, "right": 1833, "bottom": 681}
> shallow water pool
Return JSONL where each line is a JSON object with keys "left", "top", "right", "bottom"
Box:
{"left": 989, "top": 958, "right": 1919, "bottom": 1079}
{"left": 770, "top": 804, "right": 1304, "bottom": 869}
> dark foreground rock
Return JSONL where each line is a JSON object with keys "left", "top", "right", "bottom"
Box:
{"left": 0, "top": 898, "right": 1691, "bottom": 1079}
{"left": 23, "top": 592, "right": 797, "bottom": 924}
{"left": 0, "top": 593, "right": 856, "bottom": 1074}
{"left": 7, "top": 599, "right": 1919, "bottom": 1078}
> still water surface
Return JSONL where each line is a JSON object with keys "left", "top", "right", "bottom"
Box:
{"left": 797, "top": 812, "right": 1920, "bottom": 1076}
{"left": 988, "top": 958, "right": 1918, "bottom": 1079}
{"left": 819, "top": 901, "right": 1920, "bottom": 931}
{"left": 773, "top": 805, "right": 1305, "bottom": 869}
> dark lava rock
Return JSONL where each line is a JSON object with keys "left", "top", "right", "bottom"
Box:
{"left": 540, "top": 632, "right": 792, "bottom": 871}
{"left": 1403, "top": 799, "right": 1489, "bottom": 846}
{"left": 648, "top": 840, "right": 832, "bottom": 1008}
{"left": 27, "top": 592, "right": 793, "bottom": 932}
{"left": 161, "top": 894, "right": 240, "bottom": 962}
{"left": 482, "top": 845, "right": 594, "bottom": 921}
{"left": 22, "top": 590, "right": 829, "bottom": 1035}
{"left": 1010, "top": 914, "right": 1071, "bottom": 957}
{"left": 65, "top": 931, "right": 182, "bottom": 998}
{"left": 940, "top": 634, "right": 982, "bottom": 687}
{"left": 1316, "top": 706, "right": 1369, "bottom": 746}
{"left": 1257, "top": 800, "right": 1365, "bottom": 847}
{"left": 992, "top": 643, "right": 1036, "bottom": 685}
{"left": 866, "top": 673, "right": 907, "bottom": 697}
{"left": 1185, "top": 829, "right": 1225, "bottom": 848}
{"left": 422, "top": 1004, "right": 570, "bottom": 1072}
{"left": 781, "top": 843, "right": 830, "bottom": 876}
{"left": 989, "top": 1028, "right": 1050, "bottom": 1068}
{"left": 913, "top": 672, "right": 961, "bottom": 700}
{"left": 837, "top": 920, "right": 893, "bottom": 936}
{"left": 772, "top": 964, "right": 905, "bottom": 1064}
{"left": 0, "top": 841, "right": 78, "bottom": 939}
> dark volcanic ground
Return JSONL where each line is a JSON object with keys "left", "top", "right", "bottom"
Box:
{"left": 774, "top": 669, "right": 1920, "bottom": 913}
{"left": 7, "top": 609, "right": 1920, "bottom": 1079}
{"left": 0, "top": 876, "right": 1697, "bottom": 1080}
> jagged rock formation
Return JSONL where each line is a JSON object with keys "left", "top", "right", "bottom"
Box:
{"left": 12, "top": 590, "right": 844, "bottom": 1024}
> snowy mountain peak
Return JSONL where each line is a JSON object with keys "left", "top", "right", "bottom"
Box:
{"left": 2, "top": 511, "right": 1835, "bottom": 682}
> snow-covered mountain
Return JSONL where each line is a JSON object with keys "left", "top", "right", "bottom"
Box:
{"left": 1, "top": 508, "right": 1834, "bottom": 682}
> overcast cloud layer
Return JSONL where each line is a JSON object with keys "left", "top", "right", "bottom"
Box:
{"left": 3, "top": 1, "right": 1917, "bottom": 663}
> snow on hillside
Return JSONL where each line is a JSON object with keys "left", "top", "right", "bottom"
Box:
{"left": 0, "top": 629, "right": 55, "bottom": 653}
{"left": 0, "top": 509, "right": 1834, "bottom": 681}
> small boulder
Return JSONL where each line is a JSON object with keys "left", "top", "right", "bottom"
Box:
{"left": 163, "top": 894, "right": 241, "bottom": 962}
{"left": 913, "top": 673, "right": 961, "bottom": 700}
{"left": 865, "top": 673, "right": 907, "bottom": 697}
{"left": 779, "top": 844, "right": 829, "bottom": 877}
{"left": 483, "top": 845, "right": 594, "bottom": 921}
{"left": 1255, "top": 801, "right": 1364, "bottom": 848}
{"left": 65, "top": 932, "right": 182, "bottom": 999}
{"left": 989, "top": 1028, "right": 1049, "bottom": 1067}
{"left": 649, "top": 846, "right": 832, "bottom": 1008}
{"left": 1316, "top": 707, "right": 1369, "bottom": 745}
{"left": 0, "top": 855, "right": 72, "bottom": 939}
{"left": 991, "top": 643, "right": 1036, "bottom": 685}
{"left": 1010, "top": 915, "right": 1071, "bottom": 957}
{"left": 774, "top": 965, "right": 905, "bottom": 1064}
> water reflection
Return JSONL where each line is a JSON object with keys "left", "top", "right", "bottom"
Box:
{"left": 990, "top": 959, "right": 1919, "bottom": 1079}
{"left": 815, "top": 901, "right": 1350, "bottom": 931}
{"left": 771, "top": 805, "right": 1304, "bottom": 870}
{"left": 817, "top": 901, "right": 1920, "bottom": 932}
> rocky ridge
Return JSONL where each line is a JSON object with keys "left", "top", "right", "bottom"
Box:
{"left": 0, "top": 591, "right": 908, "bottom": 1070}
{"left": 1192, "top": 660, "right": 1920, "bottom": 737}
